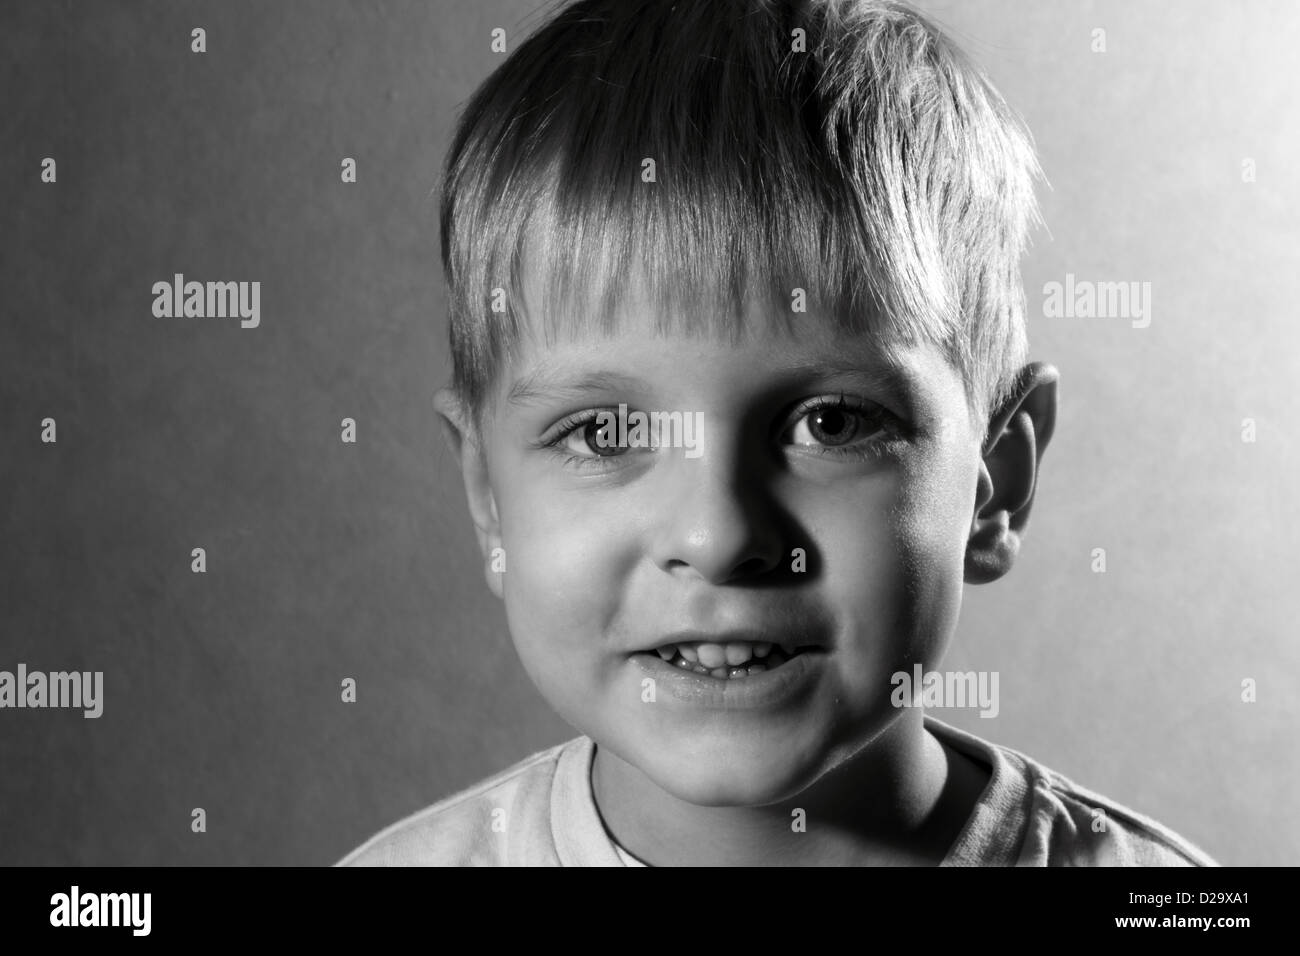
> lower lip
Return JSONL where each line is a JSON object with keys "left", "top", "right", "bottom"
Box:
{"left": 630, "top": 650, "right": 824, "bottom": 709}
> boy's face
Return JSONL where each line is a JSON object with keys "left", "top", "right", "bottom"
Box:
{"left": 466, "top": 282, "right": 986, "bottom": 807}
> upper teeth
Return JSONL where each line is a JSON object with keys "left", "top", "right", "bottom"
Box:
{"left": 655, "top": 641, "right": 775, "bottom": 668}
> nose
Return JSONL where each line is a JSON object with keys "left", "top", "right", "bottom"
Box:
{"left": 649, "top": 436, "right": 785, "bottom": 585}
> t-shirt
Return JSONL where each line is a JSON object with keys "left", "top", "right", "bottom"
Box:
{"left": 336, "top": 716, "right": 1217, "bottom": 866}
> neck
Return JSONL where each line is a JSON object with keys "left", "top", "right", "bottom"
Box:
{"left": 591, "top": 712, "right": 986, "bottom": 866}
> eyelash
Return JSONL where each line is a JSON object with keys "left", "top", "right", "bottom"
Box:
{"left": 535, "top": 396, "right": 907, "bottom": 471}
{"left": 536, "top": 411, "right": 631, "bottom": 472}
{"left": 780, "top": 394, "right": 907, "bottom": 460}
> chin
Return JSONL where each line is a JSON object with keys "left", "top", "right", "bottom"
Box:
{"left": 640, "top": 746, "right": 823, "bottom": 808}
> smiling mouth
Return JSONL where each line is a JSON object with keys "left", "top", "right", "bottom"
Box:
{"left": 644, "top": 640, "right": 812, "bottom": 680}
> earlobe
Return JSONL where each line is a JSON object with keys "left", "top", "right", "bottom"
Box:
{"left": 965, "top": 494, "right": 1018, "bottom": 584}
{"left": 433, "top": 388, "right": 505, "bottom": 598}
{"left": 964, "top": 362, "right": 1059, "bottom": 585}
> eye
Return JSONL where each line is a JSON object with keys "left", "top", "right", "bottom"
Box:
{"left": 539, "top": 409, "right": 645, "bottom": 464}
{"left": 780, "top": 396, "right": 895, "bottom": 450}
{"left": 790, "top": 404, "right": 861, "bottom": 446}
{"left": 558, "top": 415, "right": 630, "bottom": 458}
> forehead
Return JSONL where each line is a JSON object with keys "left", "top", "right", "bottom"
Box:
{"left": 502, "top": 269, "right": 964, "bottom": 420}
{"left": 513, "top": 248, "right": 903, "bottom": 357}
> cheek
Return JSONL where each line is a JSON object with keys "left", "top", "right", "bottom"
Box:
{"left": 490, "top": 478, "right": 634, "bottom": 712}
{"left": 813, "top": 450, "right": 975, "bottom": 669}
{"left": 885, "top": 451, "right": 979, "bottom": 657}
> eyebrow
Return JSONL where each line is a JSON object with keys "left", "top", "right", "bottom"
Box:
{"left": 505, "top": 356, "right": 919, "bottom": 409}
{"left": 770, "top": 358, "right": 919, "bottom": 407}
{"left": 507, "top": 369, "right": 656, "bottom": 407}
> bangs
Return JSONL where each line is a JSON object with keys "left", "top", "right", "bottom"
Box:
{"left": 505, "top": 146, "right": 915, "bottom": 359}
{"left": 441, "top": 0, "right": 1040, "bottom": 429}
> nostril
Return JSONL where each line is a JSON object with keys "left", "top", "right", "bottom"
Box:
{"left": 733, "top": 555, "right": 774, "bottom": 577}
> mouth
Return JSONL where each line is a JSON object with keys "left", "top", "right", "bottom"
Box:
{"left": 640, "top": 638, "right": 817, "bottom": 680}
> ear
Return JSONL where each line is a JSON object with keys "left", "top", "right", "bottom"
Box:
{"left": 965, "top": 362, "right": 1059, "bottom": 585}
{"left": 433, "top": 388, "right": 505, "bottom": 600}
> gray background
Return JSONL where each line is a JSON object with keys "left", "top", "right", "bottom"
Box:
{"left": 1, "top": 0, "right": 1296, "bottom": 866}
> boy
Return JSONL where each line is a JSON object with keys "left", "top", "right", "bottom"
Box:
{"left": 341, "top": 0, "right": 1216, "bottom": 866}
